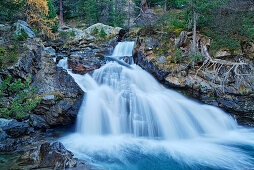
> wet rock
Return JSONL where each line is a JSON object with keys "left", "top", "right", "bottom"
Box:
{"left": 134, "top": 51, "right": 168, "bottom": 82}
{"left": 14, "top": 20, "right": 35, "bottom": 38}
{"left": 39, "top": 142, "right": 77, "bottom": 168}
{"left": 19, "top": 142, "right": 78, "bottom": 169}
{"left": 199, "top": 81, "right": 212, "bottom": 93}
{"left": 30, "top": 114, "right": 49, "bottom": 129}
{"left": 0, "top": 118, "right": 12, "bottom": 128}
{"left": 200, "top": 96, "right": 219, "bottom": 106}
{"left": 2, "top": 120, "right": 29, "bottom": 138}
{"left": 68, "top": 56, "right": 102, "bottom": 75}
{"left": 33, "top": 67, "right": 84, "bottom": 126}
{"left": 0, "top": 131, "right": 8, "bottom": 141}
{"left": 0, "top": 138, "right": 17, "bottom": 152}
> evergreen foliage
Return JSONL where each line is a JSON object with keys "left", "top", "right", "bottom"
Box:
{"left": 93, "top": 27, "right": 99, "bottom": 35}
{"left": 0, "top": 76, "right": 41, "bottom": 119}
{"left": 99, "top": 28, "right": 106, "bottom": 39}
{"left": 47, "top": 0, "right": 57, "bottom": 19}
{"left": 0, "top": 0, "right": 25, "bottom": 23}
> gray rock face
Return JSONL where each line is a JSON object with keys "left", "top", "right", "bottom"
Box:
{"left": 44, "top": 46, "right": 56, "bottom": 57}
{"left": 14, "top": 20, "right": 35, "bottom": 38}
{"left": 0, "top": 118, "right": 12, "bottom": 128}
{"left": 0, "top": 131, "right": 7, "bottom": 141}
{"left": 5, "top": 39, "right": 84, "bottom": 128}
{"left": 29, "top": 114, "right": 49, "bottom": 129}
{"left": 2, "top": 120, "right": 29, "bottom": 138}
{"left": 30, "top": 42, "right": 84, "bottom": 127}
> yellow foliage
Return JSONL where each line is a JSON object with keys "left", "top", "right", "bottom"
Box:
{"left": 13, "top": 0, "right": 57, "bottom": 39}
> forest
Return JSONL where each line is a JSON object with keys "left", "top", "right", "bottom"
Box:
{"left": 0, "top": 0, "right": 254, "bottom": 169}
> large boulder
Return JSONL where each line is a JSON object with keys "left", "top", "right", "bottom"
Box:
{"left": 68, "top": 55, "right": 102, "bottom": 75}
{"left": 16, "top": 142, "right": 89, "bottom": 169}
{"left": 39, "top": 142, "right": 77, "bottom": 168}
{"left": 85, "top": 23, "right": 123, "bottom": 36}
{"left": 58, "top": 23, "right": 123, "bottom": 42}
{"left": 14, "top": 20, "right": 35, "bottom": 38}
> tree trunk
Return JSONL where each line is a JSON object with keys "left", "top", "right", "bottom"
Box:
{"left": 192, "top": 8, "right": 197, "bottom": 55}
{"left": 141, "top": 0, "right": 148, "bottom": 12}
{"left": 164, "top": 0, "right": 167, "bottom": 12}
{"left": 114, "top": 0, "right": 118, "bottom": 24}
{"left": 115, "top": 0, "right": 118, "bottom": 13}
{"left": 59, "top": 0, "right": 64, "bottom": 25}
{"left": 128, "top": 0, "right": 131, "bottom": 30}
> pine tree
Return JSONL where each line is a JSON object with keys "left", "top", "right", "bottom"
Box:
{"left": 176, "top": 0, "right": 224, "bottom": 54}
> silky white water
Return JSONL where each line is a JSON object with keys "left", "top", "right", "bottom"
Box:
{"left": 59, "top": 42, "right": 254, "bottom": 169}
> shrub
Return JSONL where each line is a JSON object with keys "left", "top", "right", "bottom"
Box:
{"left": 69, "top": 29, "right": 76, "bottom": 36}
{"left": 0, "top": 75, "right": 41, "bottom": 119}
{"left": 15, "top": 28, "right": 29, "bottom": 41}
{"left": 99, "top": 28, "right": 106, "bottom": 39}
{"left": 93, "top": 27, "right": 99, "bottom": 35}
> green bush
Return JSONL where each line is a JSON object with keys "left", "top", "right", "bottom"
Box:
{"left": 0, "top": 0, "right": 25, "bottom": 23}
{"left": 0, "top": 75, "right": 41, "bottom": 119}
{"left": 0, "top": 45, "right": 19, "bottom": 68}
{"left": 69, "top": 29, "right": 76, "bottom": 36}
{"left": 15, "top": 28, "right": 29, "bottom": 41}
{"left": 93, "top": 27, "right": 99, "bottom": 35}
{"left": 99, "top": 28, "right": 106, "bottom": 39}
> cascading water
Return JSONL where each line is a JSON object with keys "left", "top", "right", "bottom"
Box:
{"left": 60, "top": 42, "right": 254, "bottom": 169}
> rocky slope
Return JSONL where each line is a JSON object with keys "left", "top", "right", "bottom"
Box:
{"left": 131, "top": 28, "right": 254, "bottom": 126}
{"left": 0, "top": 21, "right": 87, "bottom": 169}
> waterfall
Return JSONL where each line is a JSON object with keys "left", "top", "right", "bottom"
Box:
{"left": 112, "top": 41, "right": 135, "bottom": 57}
{"left": 60, "top": 42, "right": 254, "bottom": 169}
{"left": 57, "top": 57, "right": 68, "bottom": 70}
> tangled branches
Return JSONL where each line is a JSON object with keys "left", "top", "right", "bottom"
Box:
{"left": 197, "top": 45, "right": 254, "bottom": 93}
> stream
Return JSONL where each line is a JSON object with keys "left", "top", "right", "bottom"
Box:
{"left": 57, "top": 42, "right": 254, "bottom": 170}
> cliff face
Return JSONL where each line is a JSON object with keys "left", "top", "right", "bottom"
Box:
{"left": 0, "top": 22, "right": 84, "bottom": 128}
{"left": 131, "top": 27, "right": 254, "bottom": 126}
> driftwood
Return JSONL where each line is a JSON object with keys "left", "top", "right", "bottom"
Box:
{"left": 196, "top": 44, "right": 254, "bottom": 93}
